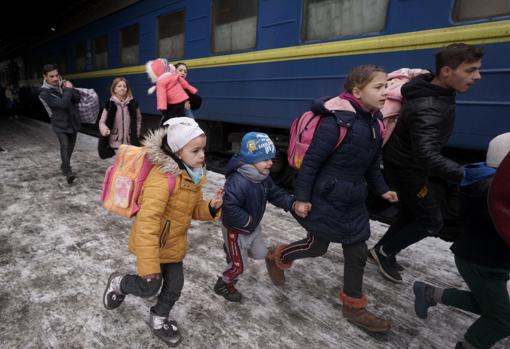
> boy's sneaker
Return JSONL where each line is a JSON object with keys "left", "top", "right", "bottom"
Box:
{"left": 370, "top": 246, "right": 403, "bottom": 283}
{"left": 150, "top": 312, "right": 182, "bottom": 347}
{"left": 413, "top": 281, "right": 437, "bottom": 319}
{"left": 367, "top": 248, "right": 404, "bottom": 271}
{"left": 214, "top": 277, "right": 242, "bottom": 302}
{"left": 103, "top": 272, "right": 125, "bottom": 310}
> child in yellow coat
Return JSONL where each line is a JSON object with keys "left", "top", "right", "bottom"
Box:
{"left": 103, "top": 117, "right": 223, "bottom": 347}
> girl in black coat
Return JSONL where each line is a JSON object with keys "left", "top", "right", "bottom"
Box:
{"left": 265, "top": 65, "right": 398, "bottom": 333}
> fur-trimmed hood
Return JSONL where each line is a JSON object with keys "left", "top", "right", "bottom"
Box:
{"left": 142, "top": 128, "right": 181, "bottom": 176}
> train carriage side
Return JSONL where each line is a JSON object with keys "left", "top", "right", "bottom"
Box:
{"left": 15, "top": 0, "right": 510, "bottom": 157}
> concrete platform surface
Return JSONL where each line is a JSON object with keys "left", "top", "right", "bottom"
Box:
{"left": 0, "top": 117, "right": 508, "bottom": 349}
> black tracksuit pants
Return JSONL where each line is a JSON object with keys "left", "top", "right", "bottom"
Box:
{"left": 280, "top": 233, "right": 368, "bottom": 298}
{"left": 120, "top": 262, "right": 184, "bottom": 318}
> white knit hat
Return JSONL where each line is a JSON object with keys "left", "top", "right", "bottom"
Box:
{"left": 164, "top": 117, "right": 205, "bottom": 152}
{"left": 486, "top": 132, "right": 510, "bottom": 168}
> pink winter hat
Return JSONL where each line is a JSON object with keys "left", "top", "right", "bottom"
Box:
{"left": 146, "top": 58, "right": 169, "bottom": 83}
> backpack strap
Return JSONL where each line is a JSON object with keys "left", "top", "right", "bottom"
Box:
{"left": 166, "top": 173, "right": 176, "bottom": 196}
{"left": 331, "top": 111, "right": 355, "bottom": 151}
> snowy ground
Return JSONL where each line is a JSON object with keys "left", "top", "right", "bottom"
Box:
{"left": 0, "top": 117, "right": 508, "bottom": 349}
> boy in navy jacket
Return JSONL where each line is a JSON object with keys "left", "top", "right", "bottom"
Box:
{"left": 213, "top": 132, "right": 296, "bottom": 302}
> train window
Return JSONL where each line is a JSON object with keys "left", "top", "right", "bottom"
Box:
{"left": 75, "top": 42, "right": 86, "bottom": 72}
{"left": 120, "top": 24, "right": 139, "bottom": 66}
{"left": 302, "top": 0, "right": 389, "bottom": 42}
{"left": 212, "top": 0, "right": 258, "bottom": 53}
{"left": 59, "top": 48, "right": 68, "bottom": 75}
{"left": 453, "top": 0, "right": 510, "bottom": 21}
{"left": 158, "top": 11, "right": 185, "bottom": 59}
{"left": 94, "top": 35, "right": 108, "bottom": 70}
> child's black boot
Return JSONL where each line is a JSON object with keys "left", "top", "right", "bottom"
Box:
{"left": 150, "top": 311, "right": 182, "bottom": 347}
{"left": 214, "top": 277, "right": 242, "bottom": 302}
{"left": 103, "top": 272, "right": 126, "bottom": 310}
{"left": 413, "top": 281, "right": 439, "bottom": 319}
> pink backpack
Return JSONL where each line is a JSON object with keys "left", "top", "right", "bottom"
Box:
{"left": 288, "top": 97, "right": 384, "bottom": 170}
{"left": 380, "top": 68, "right": 429, "bottom": 145}
{"left": 101, "top": 144, "right": 175, "bottom": 218}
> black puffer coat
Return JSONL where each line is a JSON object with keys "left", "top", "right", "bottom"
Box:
{"left": 39, "top": 84, "right": 81, "bottom": 133}
{"left": 383, "top": 73, "right": 463, "bottom": 183}
{"left": 293, "top": 98, "right": 389, "bottom": 244}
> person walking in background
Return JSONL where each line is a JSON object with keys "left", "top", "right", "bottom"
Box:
{"left": 39, "top": 63, "right": 81, "bottom": 184}
{"left": 265, "top": 65, "right": 398, "bottom": 333}
{"left": 98, "top": 77, "right": 142, "bottom": 152}
{"left": 370, "top": 43, "right": 484, "bottom": 283}
{"left": 103, "top": 117, "right": 224, "bottom": 347}
{"left": 213, "top": 132, "right": 297, "bottom": 302}
{"left": 5, "top": 83, "right": 19, "bottom": 119}
{"left": 145, "top": 58, "right": 198, "bottom": 126}
{"left": 413, "top": 133, "right": 510, "bottom": 349}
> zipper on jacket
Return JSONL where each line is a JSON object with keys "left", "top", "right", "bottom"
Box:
{"left": 160, "top": 220, "right": 171, "bottom": 248}
{"left": 121, "top": 107, "right": 125, "bottom": 143}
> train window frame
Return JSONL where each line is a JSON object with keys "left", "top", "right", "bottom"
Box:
{"left": 75, "top": 42, "right": 86, "bottom": 72}
{"left": 452, "top": 0, "right": 510, "bottom": 22}
{"left": 93, "top": 35, "right": 108, "bottom": 70}
{"left": 211, "top": 0, "right": 259, "bottom": 54}
{"left": 120, "top": 23, "right": 139, "bottom": 67}
{"left": 300, "top": 0, "right": 389, "bottom": 43}
{"left": 157, "top": 10, "right": 186, "bottom": 59}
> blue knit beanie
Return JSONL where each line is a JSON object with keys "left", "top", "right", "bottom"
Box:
{"left": 240, "top": 132, "right": 276, "bottom": 164}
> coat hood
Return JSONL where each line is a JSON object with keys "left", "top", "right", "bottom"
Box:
{"left": 142, "top": 128, "right": 181, "bottom": 176}
{"left": 40, "top": 79, "right": 62, "bottom": 94}
{"left": 461, "top": 162, "right": 496, "bottom": 187}
{"left": 225, "top": 153, "right": 245, "bottom": 176}
{"left": 402, "top": 73, "right": 455, "bottom": 100}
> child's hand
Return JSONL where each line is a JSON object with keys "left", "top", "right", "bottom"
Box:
{"left": 210, "top": 186, "right": 224, "bottom": 209}
{"left": 294, "top": 200, "right": 312, "bottom": 218}
{"left": 381, "top": 191, "right": 398, "bottom": 203}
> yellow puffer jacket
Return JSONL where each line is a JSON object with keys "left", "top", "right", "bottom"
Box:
{"left": 127, "top": 128, "right": 219, "bottom": 276}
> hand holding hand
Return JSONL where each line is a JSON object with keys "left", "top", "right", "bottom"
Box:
{"left": 381, "top": 191, "right": 399, "bottom": 203}
{"left": 294, "top": 201, "right": 312, "bottom": 218}
{"left": 210, "top": 186, "right": 224, "bottom": 209}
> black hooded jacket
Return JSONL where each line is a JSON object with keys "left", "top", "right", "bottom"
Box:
{"left": 383, "top": 74, "right": 463, "bottom": 183}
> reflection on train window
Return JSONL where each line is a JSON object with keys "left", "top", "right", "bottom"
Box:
{"left": 94, "top": 35, "right": 108, "bottom": 70}
{"left": 158, "top": 11, "right": 185, "bottom": 59}
{"left": 120, "top": 24, "right": 139, "bottom": 66}
{"left": 59, "top": 48, "right": 68, "bottom": 75}
{"left": 75, "top": 42, "right": 86, "bottom": 72}
{"left": 212, "top": 0, "right": 258, "bottom": 53}
{"left": 453, "top": 0, "right": 510, "bottom": 22}
{"left": 302, "top": 0, "right": 389, "bottom": 42}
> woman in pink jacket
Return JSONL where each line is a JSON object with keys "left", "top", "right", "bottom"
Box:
{"left": 99, "top": 77, "right": 142, "bottom": 149}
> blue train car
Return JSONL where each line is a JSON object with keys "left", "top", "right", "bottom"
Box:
{"left": 13, "top": 0, "right": 510, "bottom": 165}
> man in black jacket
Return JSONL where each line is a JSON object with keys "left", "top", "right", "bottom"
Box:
{"left": 370, "top": 43, "right": 483, "bottom": 283}
{"left": 39, "top": 64, "right": 81, "bottom": 184}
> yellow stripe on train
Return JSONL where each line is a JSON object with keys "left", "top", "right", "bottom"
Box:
{"left": 65, "top": 20, "right": 510, "bottom": 80}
